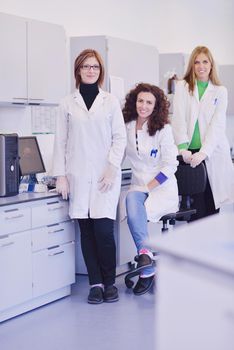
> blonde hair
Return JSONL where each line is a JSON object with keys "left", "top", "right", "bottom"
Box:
{"left": 74, "top": 49, "right": 105, "bottom": 88}
{"left": 184, "top": 46, "right": 221, "bottom": 93}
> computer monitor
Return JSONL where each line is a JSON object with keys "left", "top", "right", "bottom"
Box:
{"left": 18, "top": 136, "right": 46, "bottom": 177}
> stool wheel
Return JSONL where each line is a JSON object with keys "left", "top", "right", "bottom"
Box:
{"left": 125, "top": 278, "right": 134, "bottom": 289}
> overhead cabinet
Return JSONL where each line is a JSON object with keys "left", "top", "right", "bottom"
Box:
{"left": 0, "top": 12, "right": 67, "bottom": 106}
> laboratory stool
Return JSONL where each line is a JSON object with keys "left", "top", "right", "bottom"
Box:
{"left": 124, "top": 155, "right": 207, "bottom": 289}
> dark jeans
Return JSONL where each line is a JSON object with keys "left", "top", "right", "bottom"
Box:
{"left": 189, "top": 149, "right": 220, "bottom": 221}
{"left": 78, "top": 217, "right": 116, "bottom": 286}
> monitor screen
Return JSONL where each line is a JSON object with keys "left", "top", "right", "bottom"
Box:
{"left": 18, "top": 136, "right": 46, "bottom": 176}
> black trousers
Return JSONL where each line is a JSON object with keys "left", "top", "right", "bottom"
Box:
{"left": 78, "top": 217, "right": 116, "bottom": 286}
{"left": 189, "top": 149, "right": 219, "bottom": 221}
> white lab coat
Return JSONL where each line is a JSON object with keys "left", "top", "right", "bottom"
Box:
{"left": 172, "top": 80, "right": 234, "bottom": 208}
{"left": 52, "top": 89, "right": 126, "bottom": 219}
{"left": 121, "top": 122, "right": 179, "bottom": 222}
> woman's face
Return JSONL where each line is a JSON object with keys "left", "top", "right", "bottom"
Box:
{"left": 194, "top": 53, "right": 212, "bottom": 82}
{"left": 136, "top": 92, "right": 156, "bottom": 122}
{"left": 79, "top": 56, "right": 100, "bottom": 84}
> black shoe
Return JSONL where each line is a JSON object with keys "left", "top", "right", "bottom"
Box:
{"left": 133, "top": 276, "right": 155, "bottom": 296}
{"left": 88, "top": 287, "right": 103, "bottom": 304}
{"left": 137, "top": 254, "right": 152, "bottom": 268}
{"left": 103, "top": 285, "right": 119, "bottom": 303}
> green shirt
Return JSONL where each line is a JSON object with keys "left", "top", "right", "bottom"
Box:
{"left": 178, "top": 80, "right": 208, "bottom": 151}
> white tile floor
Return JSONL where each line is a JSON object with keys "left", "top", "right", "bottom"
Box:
{"left": 0, "top": 274, "right": 155, "bottom": 350}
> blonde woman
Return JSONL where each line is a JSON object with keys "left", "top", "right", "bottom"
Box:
{"left": 172, "top": 46, "right": 234, "bottom": 220}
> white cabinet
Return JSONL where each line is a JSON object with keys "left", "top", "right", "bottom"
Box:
{"left": 0, "top": 194, "right": 75, "bottom": 323}
{"left": 0, "top": 231, "right": 32, "bottom": 311}
{"left": 0, "top": 13, "right": 27, "bottom": 104}
{"left": 0, "top": 204, "right": 31, "bottom": 310}
{"left": 33, "top": 242, "right": 75, "bottom": 297}
{"left": 0, "top": 12, "right": 67, "bottom": 106}
{"left": 27, "top": 19, "right": 67, "bottom": 105}
{"left": 31, "top": 199, "right": 75, "bottom": 297}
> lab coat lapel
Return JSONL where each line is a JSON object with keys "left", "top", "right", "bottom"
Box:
{"left": 194, "top": 83, "right": 200, "bottom": 103}
{"left": 89, "top": 89, "right": 106, "bottom": 113}
{"left": 200, "top": 81, "right": 215, "bottom": 103}
{"left": 73, "top": 89, "right": 87, "bottom": 111}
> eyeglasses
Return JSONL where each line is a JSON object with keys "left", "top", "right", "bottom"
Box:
{"left": 81, "top": 64, "right": 100, "bottom": 71}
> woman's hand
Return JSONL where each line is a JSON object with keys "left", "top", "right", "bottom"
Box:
{"left": 190, "top": 152, "right": 206, "bottom": 168}
{"left": 98, "top": 163, "right": 118, "bottom": 193}
{"left": 56, "top": 176, "right": 69, "bottom": 200}
{"left": 179, "top": 149, "right": 192, "bottom": 163}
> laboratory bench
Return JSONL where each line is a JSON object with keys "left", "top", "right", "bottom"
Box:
{"left": 0, "top": 192, "right": 75, "bottom": 323}
{"left": 149, "top": 211, "right": 234, "bottom": 350}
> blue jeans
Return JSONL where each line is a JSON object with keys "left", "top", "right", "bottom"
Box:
{"left": 126, "top": 191, "right": 155, "bottom": 277}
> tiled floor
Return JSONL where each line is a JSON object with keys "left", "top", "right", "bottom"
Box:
{"left": 0, "top": 274, "right": 155, "bottom": 350}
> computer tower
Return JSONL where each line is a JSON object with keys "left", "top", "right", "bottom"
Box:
{"left": 0, "top": 134, "right": 19, "bottom": 197}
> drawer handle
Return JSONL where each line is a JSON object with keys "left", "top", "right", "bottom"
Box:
{"left": 0, "top": 242, "right": 14, "bottom": 248}
{"left": 48, "top": 229, "right": 65, "bottom": 234}
{"left": 48, "top": 250, "right": 64, "bottom": 256}
{"left": 0, "top": 234, "right": 9, "bottom": 240}
{"left": 48, "top": 206, "right": 64, "bottom": 211}
{"left": 5, "top": 214, "right": 24, "bottom": 220}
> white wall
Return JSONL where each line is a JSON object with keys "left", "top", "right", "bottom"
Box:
{"left": 0, "top": 0, "right": 233, "bottom": 64}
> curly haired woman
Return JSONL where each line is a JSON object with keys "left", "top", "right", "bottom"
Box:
{"left": 122, "top": 83, "right": 178, "bottom": 295}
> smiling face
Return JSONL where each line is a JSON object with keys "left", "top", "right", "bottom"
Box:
{"left": 79, "top": 56, "right": 100, "bottom": 84}
{"left": 136, "top": 92, "right": 156, "bottom": 124}
{"left": 194, "top": 52, "right": 212, "bottom": 82}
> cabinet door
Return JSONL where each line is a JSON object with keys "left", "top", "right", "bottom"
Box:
{"left": 0, "top": 13, "right": 27, "bottom": 105}
{"left": 27, "top": 20, "right": 67, "bottom": 105}
{"left": 32, "top": 241, "right": 75, "bottom": 297}
{"left": 0, "top": 231, "right": 32, "bottom": 311}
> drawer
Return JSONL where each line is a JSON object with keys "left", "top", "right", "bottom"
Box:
{"left": 32, "top": 221, "right": 75, "bottom": 251}
{"left": 32, "top": 241, "right": 75, "bottom": 297}
{"left": 31, "top": 199, "right": 70, "bottom": 228}
{"left": 0, "top": 207, "right": 31, "bottom": 235}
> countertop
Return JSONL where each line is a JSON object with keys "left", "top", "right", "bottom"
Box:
{"left": 0, "top": 191, "right": 60, "bottom": 207}
{"left": 149, "top": 211, "right": 234, "bottom": 277}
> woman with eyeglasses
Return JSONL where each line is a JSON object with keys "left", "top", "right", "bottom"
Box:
{"left": 172, "top": 46, "right": 234, "bottom": 220}
{"left": 53, "top": 49, "right": 126, "bottom": 304}
{"left": 122, "top": 83, "right": 179, "bottom": 295}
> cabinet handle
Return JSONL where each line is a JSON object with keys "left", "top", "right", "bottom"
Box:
{"left": 48, "top": 250, "right": 64, "bottom": 256}
{"left": 48, "top": 228, "right": 65, "bottom": 234}
{"left": 5, "top": 214, "right": 24, "bottom": 220}
{"left": 0, "top": 242, "right": 14, "bottom": 248}
{"left": 48, "top": 206, "right": 64, "bottom": 211}
{"left": 12, "top": 97, "right": 27, "bottom": 100}
{"left": 0, "top": 234, "right": 9, "bottom": 240}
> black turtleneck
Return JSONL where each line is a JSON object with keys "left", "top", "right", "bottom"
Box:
{"left": 79, "top": 82, "right": 99, "bottom": 110}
